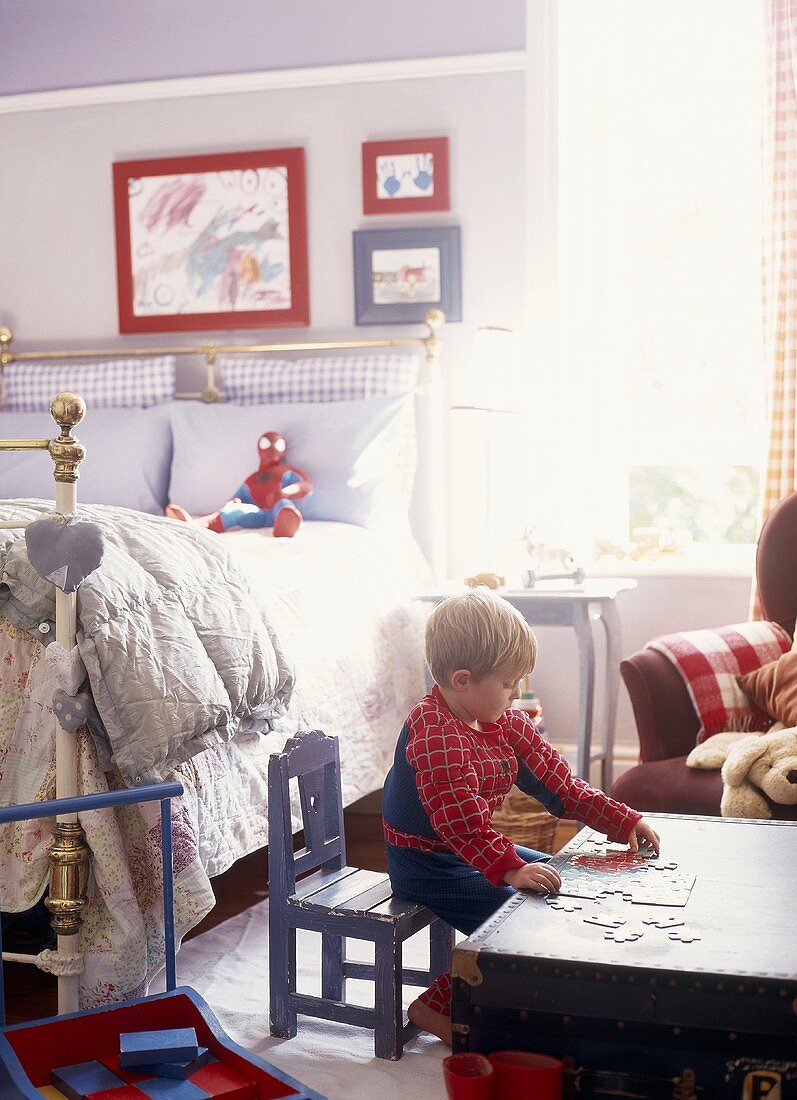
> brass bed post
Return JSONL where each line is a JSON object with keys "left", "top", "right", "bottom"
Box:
{"left": 44, "top": 393, "right": 91, "bottom": 1014}
{"left": 0, "top": 390, "right": 90, "bottom": 1012}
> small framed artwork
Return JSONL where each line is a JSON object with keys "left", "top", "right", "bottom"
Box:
{"left": 353, "top": 226, "right": 462, "bottom": 325}
{"left": 112, "top": 147, "right": 309, "bottom": 333}
{"left": 361, "top": 137, "right": 450, "bottom": 215}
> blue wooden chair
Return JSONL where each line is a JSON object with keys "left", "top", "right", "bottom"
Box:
{"left": 267, "top": 729, "right": 454, "bottom": 1060}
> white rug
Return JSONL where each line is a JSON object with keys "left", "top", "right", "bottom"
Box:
{"left": 152, "top": 899, "right": 450, "bottom": 1100}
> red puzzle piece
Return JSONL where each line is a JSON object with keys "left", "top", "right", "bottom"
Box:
{"left": 571, "top": 852, "right": 649, "bottom": 874}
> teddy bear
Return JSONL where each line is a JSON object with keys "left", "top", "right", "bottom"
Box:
{"left": 686, "top": 725, "right": 797, "bottom": 818}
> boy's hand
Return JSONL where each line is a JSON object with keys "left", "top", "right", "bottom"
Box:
{"left": 627, "top": 817, "right": 661, "bottom": 855}
{"left": 503, "top": 862, "right": 562, "bottom": 894}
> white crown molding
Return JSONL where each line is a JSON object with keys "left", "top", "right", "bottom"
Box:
{"left": 0, "top": 51, "right": 527, "bottom": 115}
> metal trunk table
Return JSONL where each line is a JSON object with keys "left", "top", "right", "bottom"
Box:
{"left": 452, "top": 814, "right": 797, "bottom": 1098}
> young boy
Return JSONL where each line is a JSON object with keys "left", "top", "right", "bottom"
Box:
{"left": 382, "top": 589, "right": 660, "bottom": 1045}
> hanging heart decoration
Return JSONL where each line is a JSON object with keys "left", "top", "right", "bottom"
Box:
{"left": 52, "top": 688, "right": 92, "bottom": 733}
{"left": 25, "top": 515, "right": 105, "bottom": 594}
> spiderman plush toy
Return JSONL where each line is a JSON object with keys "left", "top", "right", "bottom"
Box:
{"left": 166, "top": 431, "right": 313, "bottom": 538}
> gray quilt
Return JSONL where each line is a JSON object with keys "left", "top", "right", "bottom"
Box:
{"left": 0, "top": 500, "right": 294, "bottom": 783}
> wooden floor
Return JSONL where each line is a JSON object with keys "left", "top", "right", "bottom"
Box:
{"left": 4, "top": 807, "right": 578, "bottom": 1026}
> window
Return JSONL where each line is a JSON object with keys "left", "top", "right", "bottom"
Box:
{"left": 538, "top": 0, "right": 765, "bottom": 557}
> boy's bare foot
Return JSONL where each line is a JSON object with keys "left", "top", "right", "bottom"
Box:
{"left": 164, "top": 504, "right": 192, "bottom": 523}
{"left": 407, "top": 997, "right": 452, "bottom": 1046}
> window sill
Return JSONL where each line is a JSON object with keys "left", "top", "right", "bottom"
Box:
{"left": 587, "top": 543, "right": 755, "bottom": 580}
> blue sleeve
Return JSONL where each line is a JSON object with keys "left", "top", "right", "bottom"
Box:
{"left": 514, "top": 756, "right": 566, "bottom": 817}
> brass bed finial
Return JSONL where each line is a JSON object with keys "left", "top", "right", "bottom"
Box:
{"left": 49, "top": 392, "right": 86, "bottom": 483}
{"left": 0, "top": 326, "right": 12, "bottom": 368}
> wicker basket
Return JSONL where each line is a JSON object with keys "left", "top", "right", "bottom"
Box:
{"left": 491, "top": 786, "right": 558, "bottom": 852}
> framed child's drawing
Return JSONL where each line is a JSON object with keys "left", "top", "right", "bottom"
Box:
{"left": 353, "top": 226, "right": 462, "bottom": 325}
{"left": 361, "top": 137, "right": 450, "bottom": 215}
{"left": 112, "top": 147, "right": 309, "bottom": 333}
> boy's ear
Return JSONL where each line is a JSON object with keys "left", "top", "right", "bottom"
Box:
{"left": 450, "top": 668, "right": 472, "bottom": 692}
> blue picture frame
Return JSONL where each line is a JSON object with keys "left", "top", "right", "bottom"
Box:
{"left": 353, "top": 226, "right": 462, "bottom": 325}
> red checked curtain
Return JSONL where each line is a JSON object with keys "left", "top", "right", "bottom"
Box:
{"left": 753, "top": 1, "right": 797, "bottom": 615}
{"left": 760, "top": 2, "right": 797, "bottom": 569}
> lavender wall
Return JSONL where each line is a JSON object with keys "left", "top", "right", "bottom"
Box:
{"left": 2, "top": 0, "right": 525, "bottom": 96}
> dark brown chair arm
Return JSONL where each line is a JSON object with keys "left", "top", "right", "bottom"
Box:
{"left": 620, "top": 648, "right": 700, "bottom": 762}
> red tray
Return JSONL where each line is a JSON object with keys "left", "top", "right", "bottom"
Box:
{"left": 0, "top": 986, "right": 325, "bottom": 1099}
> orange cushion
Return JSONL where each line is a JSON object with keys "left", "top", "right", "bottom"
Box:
{"left": 737, "top": 649, "right": 797, "bottom": 727}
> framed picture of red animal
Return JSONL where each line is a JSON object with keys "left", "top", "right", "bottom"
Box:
{"left": 352, "top": 226, "right": 462, "bottom": 325}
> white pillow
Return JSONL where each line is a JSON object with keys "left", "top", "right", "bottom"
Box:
{"left": 167, "top": 395, "right": 416, "bottom": 529}
{"left": 0, "top": 406, "right": 173, "bottom": 515}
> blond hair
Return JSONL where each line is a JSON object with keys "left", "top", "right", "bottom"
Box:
{"left": 425, "top": 590, "right": 537, "bottom": 686}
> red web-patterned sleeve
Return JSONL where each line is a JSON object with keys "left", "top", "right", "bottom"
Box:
{"left": 506, "top": 710, "right": 642, "bottom": 841}
{"left": 406, "top": 706, "right": 525, "bottom": 887}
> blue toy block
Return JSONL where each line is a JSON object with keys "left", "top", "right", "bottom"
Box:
{"left": 51, "top": 1061, "right": 124, "bottom": 1100}
{"left": 135, "top": 1051, "right": 212, "bottom": 1081}
{"left": 119, "top": 1030, "right": 200, "bottom": 1068}
{"left": 136, "top": 1080, "right": 209, "bottom": 1100}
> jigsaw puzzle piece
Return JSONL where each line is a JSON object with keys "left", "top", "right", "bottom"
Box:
{"left": 544, "top": 897, "right": 584, "bottom": 912}
{"left": 604, "top": 927, "right": 644, "bottom": 943}
{"left": 583, "top": 911, "right": 626, "bottom": 929}
{"left": 642, "top": 914, "right": 686, "bottom": 929}
{"left": 667, "top": 926, "right": 702, "bottom": 943}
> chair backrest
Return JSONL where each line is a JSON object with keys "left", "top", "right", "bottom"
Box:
{"left": 267, "top": 729, "right": 347, "bottom": 900}
{"left": 757, "top": 489, "right": 797, "bottom": 634}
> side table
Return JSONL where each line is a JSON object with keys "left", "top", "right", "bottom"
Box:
{"left": 416, "top": 579, "right": 636, "bottom": 791}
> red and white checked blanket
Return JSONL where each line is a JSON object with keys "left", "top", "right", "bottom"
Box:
{"left": 647, "top": 621, "right": 791, "bottom": 742}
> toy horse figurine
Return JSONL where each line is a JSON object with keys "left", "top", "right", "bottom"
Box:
{"left": 166, "top": 431, "right": 313, "bottom": 538}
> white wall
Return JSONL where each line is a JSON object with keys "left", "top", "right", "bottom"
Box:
{"left": 535, "top": 569, "right": 754, "bottom": 762}
{"left": 0, "top": 63, "right": 527, "bottom": 575}
{"left": 0, "top": 57, "right": 759, "bottom": 765}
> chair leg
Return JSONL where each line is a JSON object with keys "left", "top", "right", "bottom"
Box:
{"left": 321, "top": 932, "right": 345, "bottom": 1002}
{"left": 269, "top": 917, "right": 298, "bottom": 1040}
{"left": 429, "top": 918, "right": 454, "bottom": 982}
{"left": 374, "top": 930, "right": 403, "bottom": 1060}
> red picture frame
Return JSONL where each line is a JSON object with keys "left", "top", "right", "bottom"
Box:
{"left": 361, "top": 137, "right": 450, "bottom": 215}
{"left": 112, "top": 147, "right": 309, "bottom": 334}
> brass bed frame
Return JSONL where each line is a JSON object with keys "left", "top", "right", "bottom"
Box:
{"left": 0, "top": 309, "right": 443, "bottom": 1016}
{"left": 0, "top": 309, "right": 443, "bottom": 404}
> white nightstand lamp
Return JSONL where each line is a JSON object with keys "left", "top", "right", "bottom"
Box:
{"left": 450, "top": 325, "right": 521, "bottom": 574}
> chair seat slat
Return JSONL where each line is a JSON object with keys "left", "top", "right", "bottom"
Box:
{"left": 295, "top": 868, "right": 386, "bottom": 912}
{"left": 333, "top": 879, "right": 396, "bottom": 915}
{"left": 293, "top": 865, "right": 360, "bottom": 902}
{"left": 369, "top": 896, "right": 428, "bottom": 919}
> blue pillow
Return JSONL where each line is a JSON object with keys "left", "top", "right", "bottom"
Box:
{"left": 0, "top": 406, "right": 173, "bottom": 515}
{"left": 167, "top": 394, "right": 416, "bottom": 529}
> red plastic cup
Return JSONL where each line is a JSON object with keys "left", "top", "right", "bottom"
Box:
{"left": 443, "top": 1053, "right": 495, "bottom": 1100}
{"left": 488, "top": 1050, "right": 563, "bottom": 1100}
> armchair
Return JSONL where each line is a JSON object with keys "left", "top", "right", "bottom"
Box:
{"left": 611, "top": 489, "right": 797, "bottom": 820}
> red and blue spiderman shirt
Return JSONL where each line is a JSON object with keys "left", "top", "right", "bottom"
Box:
{"left": 382, "top": 686, "right": 641, "bottom": 887}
